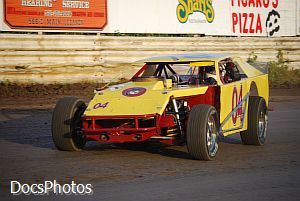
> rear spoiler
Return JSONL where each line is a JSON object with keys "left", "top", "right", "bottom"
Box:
{"left": 247, "top": 62, "right": 268, "bottom": 74}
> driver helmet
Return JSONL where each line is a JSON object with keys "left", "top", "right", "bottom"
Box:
{"left": 219, "top": 63, "right": 226, "bottom": 77}
{"left": 206, "top": 72, "right": 217, "bottom": 80}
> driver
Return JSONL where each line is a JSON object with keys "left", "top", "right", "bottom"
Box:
{"left": 205, "top": 67, "right": 217, "bottom": 85}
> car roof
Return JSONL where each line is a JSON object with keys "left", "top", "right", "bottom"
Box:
{"left": 142, "top": 53, "right": 232, "bottom": 63}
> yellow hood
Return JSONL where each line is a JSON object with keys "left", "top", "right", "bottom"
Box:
{"left": 84, "top": 81, "right": 208, "bottom": 116}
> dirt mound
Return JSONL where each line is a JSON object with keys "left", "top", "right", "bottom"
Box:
{"left": 0, "top": 83, "right": 98, "bottom": 98}
{"left": 0, "top": 83, "right": 100, "bottom": 109}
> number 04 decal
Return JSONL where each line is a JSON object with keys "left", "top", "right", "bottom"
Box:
{"left": 93, "top": 102, "right": 109, "bottom": 109}
{"left": 232, "top": 85, "right": 243, "bottom": 125}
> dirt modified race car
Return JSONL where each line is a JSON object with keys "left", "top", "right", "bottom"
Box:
{"left": 52, "top": 53, "right": 269, "bottom": 160}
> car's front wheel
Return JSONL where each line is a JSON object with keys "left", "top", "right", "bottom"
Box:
{"left": 187, "top": 104, "right": 219, "bottom": 160}
{"left": 52, "top": 97, "right": 86, "bottom": 151}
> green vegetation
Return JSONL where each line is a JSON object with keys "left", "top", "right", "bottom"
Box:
{"left": 268, "top": 63, "right": 300, "bottom": 88}
{"left": 268, "top": 50, "right": 300, "bottom": 88}
{"left": 247, "top": 51, "right": 258, "bottom": 63}
{"left": 248, "top": 51, "right": 300, "bottom": 88}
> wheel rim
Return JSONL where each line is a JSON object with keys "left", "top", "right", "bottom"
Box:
{"left": 258, "top": 108, "right": 268, "bottom": 143}
{"left": 206, "top": 113, "right": 218, "bottom": 157}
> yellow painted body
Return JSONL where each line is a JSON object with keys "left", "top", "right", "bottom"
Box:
{"left": 84, "top": 81, "right": 208, "bottom": 116}
{"left": 84, "top": 54, "right": 269, "bottom": 137}
{"left": 218, "top": 57, "right": 269, "bottom": 135}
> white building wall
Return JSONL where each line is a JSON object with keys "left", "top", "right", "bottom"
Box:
{"left": 297, "top": 0, "right": 300, "bottom": 35}
{"left": 0, "top": 0, "right": 298, "bottom": 36}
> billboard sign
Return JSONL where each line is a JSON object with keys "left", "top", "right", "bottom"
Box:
{"left": 231, "top": 0, "right": 280, "bottom": 36}
{"left": 4, "top": 0, "right": 107, "bottom": 30}
{"left": 0, "top": 0, "right": 297, "bottom": 36}
{"left": 176, "top": 0, "right": 215, "bottom": 24}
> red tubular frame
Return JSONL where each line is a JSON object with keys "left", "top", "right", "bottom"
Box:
{"left": 82, "top": 114, "right": 163, "bottom": 143}
{"left": 82, "top": 114, "right": 159, "bottom": 132}
{"left": 81, "top": 86, "right": 219, "bottom": 144}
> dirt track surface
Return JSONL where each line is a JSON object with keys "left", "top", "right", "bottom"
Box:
{"left": 0, "top": 88, "right": 300, "bottom": 201}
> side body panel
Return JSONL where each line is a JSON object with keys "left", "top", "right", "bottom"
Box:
{"left": 220, "top": 74, "right": 269, "bottom": 136}
{"left": 220, "top": 80, "right": 249, "bottom": 135}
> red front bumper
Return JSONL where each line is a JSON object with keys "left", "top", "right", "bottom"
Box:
{"left": 81, "top": 114, "right": 174, "bottom": 143}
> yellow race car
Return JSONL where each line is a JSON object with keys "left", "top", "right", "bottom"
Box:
{"left": 52, "top": 53, "right": 269, "bottom": 160}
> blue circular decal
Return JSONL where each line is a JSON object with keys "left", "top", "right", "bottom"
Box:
{"left": 122, "top": 87, "right": 146, "bottom": 97}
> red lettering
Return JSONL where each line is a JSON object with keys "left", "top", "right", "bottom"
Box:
{"left": 248, "top": 0, "right": 255, "bottom": 7}
{"left": 239, "top": 13, "right": 242, "bottom": 33}
{"left": 242, "top": 13, "right": 248, "bottom": 33}
{"left": 263, "top": 0, "right": 269, "bottom": 8}
{"left": 94, "top": 12, "right": 104, "bottom": 17}
{"left": 272, "top": 0, "right": 278, "bottom": 9}
{"left": 238, "top": 85, "right": 243, "bottom": 116}
{"left": 232, "top": 87, "right": 238, "bottom": 125}
{"left": 241, "top": 0, "right": 247, "bottom": 7}
{"left": 256, "top": 14, "right": 262, "bottom": 33}
{"left": 232, "top": 12, "right": 263, "bottom": 34}
{"left": 249, "top": 13, "right": 255, "bottom": 33}
{"left": 232, "top": 12, "right": 238, "bottom": 33}
{"left": 232, "top": 85, "right": 243, "bottom": 125}
{"left": 256, "top": 0, "right": 262, "bottom": 8}
{"left": 231, "top": 0, "right": 242, "bottom": 7}
{"left": 72, "top": 12, "right": 86, "bottom": 17}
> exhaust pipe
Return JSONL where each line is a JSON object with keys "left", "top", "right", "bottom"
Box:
{"left": 101, "top": 134, "right": 109, "bottom": 141}
{"left": 133, "top": 134, "right": 142, "bottom": 141}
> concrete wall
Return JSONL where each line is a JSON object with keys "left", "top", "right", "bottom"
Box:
{"left": 0, "top": 34, "right": 299, "bottom": 84}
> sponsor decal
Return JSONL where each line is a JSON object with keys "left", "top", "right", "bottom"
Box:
{"left": 4, "top": 0, "right": 107, "bottom": 30}
{"left": 122, "top": 87, "right": 146, "bottom": 97}
{"left": 231, "top": 0, "right": 280, "bottom": 36}
{"left": 266, "top": 10, "right": 280, "bottom": 36}
{"left": 176, "top": 0, "right": 215, "bottom": 24}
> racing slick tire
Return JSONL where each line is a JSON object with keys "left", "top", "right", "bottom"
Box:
{"left": 187, "top": 104, "right": 219, "bottom": 160}
{"left": 52, "top": 97, "right": 86, "bottom": 151}
{"left": 240, "top": 96, "right": 268, "bottom": 146}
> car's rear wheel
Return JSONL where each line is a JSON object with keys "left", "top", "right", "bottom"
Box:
{"left": 187, "top": 104, "right": 219, "bottom": 160}
{"left": 52, "top": 97, "right": 86, "bottom": 151}
{"left": 240, "top": 96, "right": 268, "bottom": 145}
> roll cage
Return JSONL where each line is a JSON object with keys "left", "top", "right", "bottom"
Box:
{"left": 132, "top": 62, "right": 218, "bottom": 86}
{"left": 132, "top": 59, "right": 244, "bottom": 86}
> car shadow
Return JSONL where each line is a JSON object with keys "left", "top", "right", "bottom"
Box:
{"left": 109, "top": 134, "right": 243, "bottom": 159}
{"left": 0, "top": 108, "right": 55, "bottom": 150}
{"left": 0, "top": 108, "right": 191, "bottom": 160}
{"left": 100, "top": 135, "right": 243, "bottom": 160}
{"left": 219, "top": 135, "right": 242, "bottom": 144}
{"left": 0, "top": 108, "right": 242, "bottom": 159}
{"left": 116, "top": 141, "right": 194, "bottom": 160}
